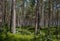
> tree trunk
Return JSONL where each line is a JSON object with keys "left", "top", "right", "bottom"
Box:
{"left": 35, "top": 0, "right": 40, "bottom": 35}
{"left": 0, "top": 0, "right": 3, "bottom": 33}
{"left": 11, "top": 0, "right": 16, "bottom": 34}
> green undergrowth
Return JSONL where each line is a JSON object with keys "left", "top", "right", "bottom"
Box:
{"left": 0, "top": 26, "right": 60, "bottom": 41}
{"left": 0, "top": 33, "right": 34, "bottom": 41}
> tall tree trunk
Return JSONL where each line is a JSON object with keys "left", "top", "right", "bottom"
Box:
{"left": 47, "top": 0, "right": 52, "bottom": 41}
{"left": 21, "top": 0, "right": 24, "bottom": 26}
{"left": 0, "top": 0, "right": 3, "bottom": 33}
{"left": 3, "top": 0, "right": 7, "bottom": 27}
{"left": 35, "top": 0, "right": 40, "bottom": 35}
{"left": 11, "top": 0, "right": 16, "bottom": 34}
{"left": 56, "top": 0, "right": 58, "bottom": 39}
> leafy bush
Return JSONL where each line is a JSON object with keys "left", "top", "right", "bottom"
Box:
{"left": 16, "top": 28, "right": 32, "bottom": 35}
{"left": 0, "top": 33, "right": 34, "bottom": 41}
{"left": 0, "top": 26, "right": 60, "bottom": 41}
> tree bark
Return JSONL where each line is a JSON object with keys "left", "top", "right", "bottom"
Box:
{"left": 11, "top": 0, "right": 16, "bottom": 34}
{"left": 35, "top": 0, "right": 40, "bottom": 35}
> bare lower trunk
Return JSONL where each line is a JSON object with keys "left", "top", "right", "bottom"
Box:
{"left": 11, "top": 0, "right": 16, "bottom": 34}
{"left": 35, "top": 0, "right": 40, "bottom": 35}
{"left": 0, "top": 0, "right": 3, "bottom": 33}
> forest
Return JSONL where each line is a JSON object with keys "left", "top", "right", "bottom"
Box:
{"left": 0, "top": 0, "right": 60, "bottom": 41}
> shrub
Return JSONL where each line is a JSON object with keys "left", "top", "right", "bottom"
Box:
{"left": 0, "top": 33, "right": 34, "bottom": 41}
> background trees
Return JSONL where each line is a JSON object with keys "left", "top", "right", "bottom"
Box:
{"left": 0, "top": 0, "right": 60, "bottom": 41}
